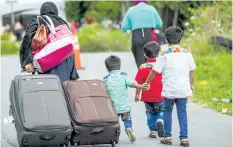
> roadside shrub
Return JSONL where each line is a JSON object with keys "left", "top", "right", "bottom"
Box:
{"left": 1, "top": 33, "right": 10, "bottom": 40}
{"left": 77, "top": 23, "right": 131, "bottom": 52}
{"left": 1, "top": 41, "right": 19, "bottom": 55}
{"left": 182, "top": 1, "right": 232, "bottom": 54}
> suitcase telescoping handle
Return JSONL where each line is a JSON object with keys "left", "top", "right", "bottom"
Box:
{"left": 90, "top": 127, "right": 105, "bottom": 134}
{"left": 21, "top": 68, "right": 39, "bottom": 75}
{"left": 39, "top": 135, "right": 55, "bottom": 140}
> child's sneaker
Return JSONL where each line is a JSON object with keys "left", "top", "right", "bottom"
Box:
{"left": 180, "top": 139, "right": 189, "bottom": 147}
{"left": 149, "top": 131, "right": 157, "bottom": 138}
{"left": 125, "top": 128, "right": 136, "bottom": 142}
{"left": 160, "top": 137, "right": 172, "bottom": 145}
{"left": 156, "top": 119, "right": 164, "bottom": 137}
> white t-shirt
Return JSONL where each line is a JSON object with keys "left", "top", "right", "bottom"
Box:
{"left": 153, "top": 48, "right": 196, "bottom": 99}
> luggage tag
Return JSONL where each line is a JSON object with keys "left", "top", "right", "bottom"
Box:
{"left": 3, "top": 116, "right": 14, "bottom": 124}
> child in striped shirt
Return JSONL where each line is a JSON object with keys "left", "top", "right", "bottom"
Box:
{"left": 103, "top": 55, "right": 147, "bottom": 142}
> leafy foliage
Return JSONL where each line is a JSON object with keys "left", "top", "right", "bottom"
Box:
{"left": 65, "top": 1, "right": 215, "bottom": 31}
{"left": 182, "top": 1, "right": 232, "bottom": 54}
{"left": 65, "top": 1, "right": 121, "bottom": 22}
{"left": 85, "top": 1, "right": 121, "bottom": 22}
{"left": 65, "top": 1, "right": 91, "bottom": 22}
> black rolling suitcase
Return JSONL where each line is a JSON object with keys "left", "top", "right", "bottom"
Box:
{"left": 9, "top": 70, "right": 72, "bottom": 147}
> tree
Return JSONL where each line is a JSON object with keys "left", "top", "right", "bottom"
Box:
{"left": 121, "top": 1, "right": 131, "bottom": 19}
{"left": 65, "top": 1, "right": 79, "bottom": 22}
{"left": 65, "top": 1, "right": 91, "bottom": 22}
{"left": 85, "top": 1, "right": 122, "bottom": 22}
{"left": 149, "top": 1, "right": 213, "bottom": 31}
{"left": 65, "top": 1, "right": 134, "bottom": 23}
{"left": 64, "top": 0, "right": 214, "bottom": 31}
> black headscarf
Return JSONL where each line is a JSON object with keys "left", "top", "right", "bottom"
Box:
{"left": 40, "top": 2, "right": 67, "bottom": 27}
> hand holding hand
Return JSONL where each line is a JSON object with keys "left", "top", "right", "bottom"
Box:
{"left": 142, "top": 83, "right": 150, "bottom": 90}
{"left": 135, "top": 95, "right": 140, "bottom": 102}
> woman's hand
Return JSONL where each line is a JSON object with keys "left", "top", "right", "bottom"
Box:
{"left": 25, "top": 63, "right": 33, "bottom": 73}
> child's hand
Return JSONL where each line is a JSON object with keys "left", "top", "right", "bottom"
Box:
{"left": 142, "top": 83, "right": 150, "bottom": 90}
{"left": 135, "top": 95, "right": 140, "bottom": 102}
{"left": 191, "top": 85, "right": 194, "bottom": 92}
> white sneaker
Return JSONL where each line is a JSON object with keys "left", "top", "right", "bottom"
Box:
{"left": 125, "top": 128, "right": 136, "bottom": 142}
{"left": 3, "top": 116, "right": 14, "bottom": 124}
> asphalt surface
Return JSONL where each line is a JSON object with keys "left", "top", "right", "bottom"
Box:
{"left": 1, "top": 52, "right": 232, "bottom": 147}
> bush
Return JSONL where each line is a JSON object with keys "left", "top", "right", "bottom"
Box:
{"left": 183, "top": 1, "right": 232, "bottom": 50}
{"left": 77, "top": 23, "right": 131, "bottom": 52}
{"left": 1, "top": 41, "right": 19, "bottom": 55}
{"left": 1, "top": 33, "right": 10, "bottom": 40}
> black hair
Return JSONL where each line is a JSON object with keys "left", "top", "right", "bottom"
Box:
{"left": 165, "top": 26, "right": 184, "bottom": 44}
{"left": 105, "top": 55, "right": 121, "bottom": 71}
{"left": 143, "top": 41, "right": 160, "bottom": 58}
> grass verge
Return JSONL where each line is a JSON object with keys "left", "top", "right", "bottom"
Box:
{"left": 183, "top": 36, "right": 232, "bottom": 115}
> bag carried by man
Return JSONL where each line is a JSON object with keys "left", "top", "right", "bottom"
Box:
{"left": 31, "top": 15, "right": 75, "bottom": 73}
{"left": 9, "top": 70, "right": 72, "bottom": 147}
{"left": 63, "top": 80, "right": 120, "bottom": 147}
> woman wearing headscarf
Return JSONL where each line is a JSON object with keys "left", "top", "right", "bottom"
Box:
{"left": 121, "top": 0, "right": 163, "bottom": 68}
{"left": 20, "top": 2, "right": 79, "bottom": 83}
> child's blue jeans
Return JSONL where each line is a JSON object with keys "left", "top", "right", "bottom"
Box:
{"left": 163, "top": 98, "right": 188, "bottom": 140}
{"left": 145, "top": 102, "right": 163, "bottom": 131}
{"left": 118, "top": 111, "right": 132, "bottom": 130}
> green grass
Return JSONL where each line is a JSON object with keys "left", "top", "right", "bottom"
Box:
{"left": 183, "top": 37, "right": 232, "bottom": 115}
{"left": 193, "top": 52, "right": 232, "bottom": 115}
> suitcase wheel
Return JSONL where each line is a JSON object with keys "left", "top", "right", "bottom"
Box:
{"left": 111, "top": 141, "right": 116, "bottom": 147}
{"left": 61, "top": 143, "right": 69, "bottom": 147}
{"left": 74, "top": 142, "right": 78, "bottom": 147}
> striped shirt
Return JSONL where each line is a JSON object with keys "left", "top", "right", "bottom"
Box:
{"left": 104, "top": 70, "right": 134, "bottom": 114}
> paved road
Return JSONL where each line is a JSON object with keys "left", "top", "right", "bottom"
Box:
{"left": 1, "top": 53, "right": 232, "bottom": 147}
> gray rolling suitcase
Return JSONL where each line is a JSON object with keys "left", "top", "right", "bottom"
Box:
{"left": 9, "top": 71, "right": 72, "bottom": 147}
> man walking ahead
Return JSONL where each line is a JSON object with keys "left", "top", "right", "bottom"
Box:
{"left": 121, "top": 0, "right": 163, "bottom": 68}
